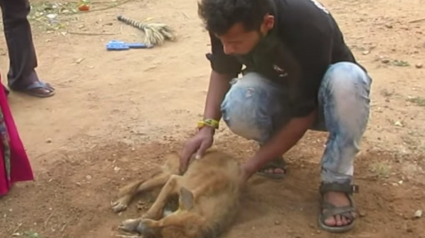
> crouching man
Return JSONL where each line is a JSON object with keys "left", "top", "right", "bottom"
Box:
{"left": 180, "top": 0, "right": 372, "bottom": 233}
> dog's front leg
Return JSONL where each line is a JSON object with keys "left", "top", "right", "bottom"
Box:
{"left": 136, "top": 213, "right": 201, "bottom": 238}
{"left": 143, "top": 174, "right": 182, "bottom": 220}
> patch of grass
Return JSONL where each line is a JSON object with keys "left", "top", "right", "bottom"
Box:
{"left": 23, "top": 231, "right": 45, "bottom": 238}
{"left": 392, "top": 59, "right": 410, "bottom": 67}
{"left": 27, "top": 2, "right": 78, "bottom": 31}
{"left": 369, "top": 162, "right": 392, "bottom": 179}
{"left": 406, "top": 96, "right": 425, "bottom": 107}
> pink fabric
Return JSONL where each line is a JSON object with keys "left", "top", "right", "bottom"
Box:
{"left": 0, "top": 79, "right": 34, "bottom": 196}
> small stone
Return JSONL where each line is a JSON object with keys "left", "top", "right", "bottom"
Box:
{"left": 359, "top": 210, "right": 367, "bottom": 217}
{"left": 414, "top": 210, "right": 422, "bottom": 218}
{"left": 46, "top": 138, "right": 52, "bottom": 143}
{"left": 416, "top": 63, "right": 423, "bottom": 69}
{"left": 274, "top": 220, "right": 281, "bottom": 225}
{"left": 362, "top": 50, "right": 370, "bottom": 55}
{"left": 394, "top": 121, "right": 403, "bottom": 127}
{"left": 385, "top": 23, "right": 393, "bottom": 28}
{"left": 381, "top": 58, "right": 390, "bottom": 64}
{"left": 316, "top": 230, "right": 321, "bottom": 234}
{"left": 86, "top": 175, "right": 92, "bottom": 180}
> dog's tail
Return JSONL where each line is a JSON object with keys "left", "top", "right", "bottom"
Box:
{"left": 117, "top": 179, "right": 146, "bottom": 197}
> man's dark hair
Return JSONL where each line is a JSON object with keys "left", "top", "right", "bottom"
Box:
{"left": 198, "top": 0, "right": 273, "bottom": 35}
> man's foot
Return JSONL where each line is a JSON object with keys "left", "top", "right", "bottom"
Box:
{"left": 11, "top": 81, "right": 55, "bottom": 98}
{"left": 255, "top": 157, "right": 287, "bottom": 179}
{"left": 318, "top": 182, "right": 358, "bottom": 233}
{"left": 322, "top": 192, "right": 355, "bottom": 226}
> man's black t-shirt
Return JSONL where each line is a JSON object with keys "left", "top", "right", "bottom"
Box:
{"left": 206, "top": 0, "right": 367, "bottom": 118}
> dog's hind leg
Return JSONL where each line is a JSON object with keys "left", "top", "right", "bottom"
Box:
{"left": 143, "top": 174, "right": 183, "bottom": 220}
{"left": 120, "top": 212, "right": 200, "bottom": 237}
{"left": 112, "top": 173, "right": 172, "bottom": 213}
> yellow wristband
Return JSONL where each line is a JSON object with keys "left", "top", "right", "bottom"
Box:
{"left": 197, "top": 119, "right": 219, "bottom": 129}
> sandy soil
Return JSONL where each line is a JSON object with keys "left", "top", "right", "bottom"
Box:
{"left": 0, "top": 0, "right": 425, "bottom": 237}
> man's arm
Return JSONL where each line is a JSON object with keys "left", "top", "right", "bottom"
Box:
{"left": 202, "top": 31, "right": 242, "bottom": 124}
{"left": 202, "top": 70, "right": 235, "bottom": 124}
{"left": 180, "top": 33, "right": 241, "bottom": 168}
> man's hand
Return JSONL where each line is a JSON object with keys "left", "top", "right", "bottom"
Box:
{"left": 179, "top": 127, "right": 215, "bottom": 173}
{"left": 178, "top": 71, "right": 233, "bottom": 173}
{"left": 239, "top": 162, "right": 257, "bottom": 183}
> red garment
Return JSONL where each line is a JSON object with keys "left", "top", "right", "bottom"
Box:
{"left": 0, "top": 79, "right": 34, "bottom": 196}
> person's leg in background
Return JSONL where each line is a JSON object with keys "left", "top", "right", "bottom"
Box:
{"left": 0, "top": 0, "right": 55, "bottom": 98}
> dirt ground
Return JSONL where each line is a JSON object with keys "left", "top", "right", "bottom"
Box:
{"left": 0, "top": 0, "right": 425, "bottom": 237}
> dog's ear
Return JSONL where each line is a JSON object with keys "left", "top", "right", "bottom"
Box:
{"left": 179, "top": 187, "right": 194, "bottom": 210}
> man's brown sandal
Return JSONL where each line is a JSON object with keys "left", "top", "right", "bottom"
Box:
{"left": 318, "top": 182, "right": 359, "bottom": 233}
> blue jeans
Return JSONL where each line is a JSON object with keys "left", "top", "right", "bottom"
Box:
{"left": 221, "top": 62, "right": 372, "bottom": 184}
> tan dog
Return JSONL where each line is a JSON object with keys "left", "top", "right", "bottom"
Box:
{"left": 111, "top": 149, "right": 244, "bottom": 238}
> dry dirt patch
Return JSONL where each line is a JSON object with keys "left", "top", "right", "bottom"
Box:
{"left": 0, "top": 0, "right": 425, "bottom": 237}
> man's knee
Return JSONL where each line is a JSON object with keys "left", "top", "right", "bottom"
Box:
{"left": 320, "top": 62, "right": 371, "bottom": 135}
{"left": 221, "top": 72, "right": 280, "bottom": 142}
{"left": 321, "top": 62, "right": 371, "bottom": 101}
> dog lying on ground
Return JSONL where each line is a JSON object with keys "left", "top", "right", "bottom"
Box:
{"left": 111, "top": 150, "right": 244, "bottom": 238}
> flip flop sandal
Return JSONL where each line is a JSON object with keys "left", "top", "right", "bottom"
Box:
{"left": 255, "top": 157, "right": 288, "bottom": 179}
{"left": 14, "top": 81, "right": 55, "bottom": 98}
{"left": 43, "top": 82, "right": 56, "bottom": 91}
{"left": 318, "top": 182, "right": 359, "bottom": 233}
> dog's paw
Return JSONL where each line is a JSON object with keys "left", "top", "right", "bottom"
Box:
{"left": 118, "top": 218, "right": 142, "bottom": 233}
{"left": 136, "top": 220, "right": 149, "bottom": 234}
{"left": 111, "top": 199, "right": 128, "bottom": 213}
